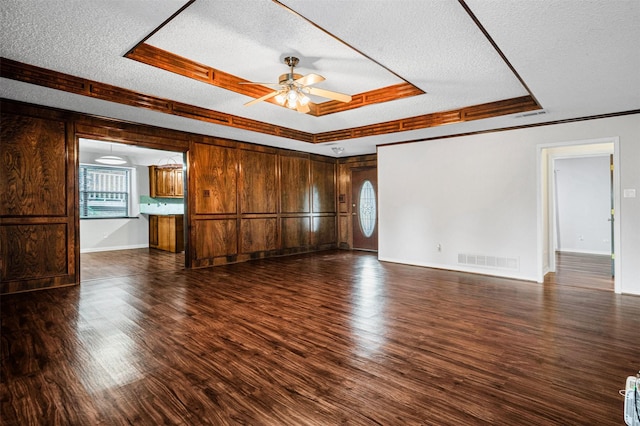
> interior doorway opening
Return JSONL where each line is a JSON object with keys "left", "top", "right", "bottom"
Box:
{"left": 538, "top": 137, "right": 620, "bottom": 292}
{"left": 79, "top": 138, "right": 187, "bottom": 282}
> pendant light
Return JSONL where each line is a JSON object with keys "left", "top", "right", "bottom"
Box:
{"left": 95, "top": 144, "right": 127, "bottom": 165}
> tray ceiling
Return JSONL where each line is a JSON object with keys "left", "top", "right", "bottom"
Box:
{"left": 1, "top": 0, "right": 639, "bottom": 157}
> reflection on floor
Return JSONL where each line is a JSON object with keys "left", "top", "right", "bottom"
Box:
{"left": 82, "top": 249, "right": 614, "bottom": 292}
{"left": 81, "top": 248, "right": 185, "bottom": 281}
{"left": 545, "top": 251, "right": 614, "bottom": 291}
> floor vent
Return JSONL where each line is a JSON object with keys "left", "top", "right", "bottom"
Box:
{"left": 458, "top": 253, "right": 519, "bottom": 270}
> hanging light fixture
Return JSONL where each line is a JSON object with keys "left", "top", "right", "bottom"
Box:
{"left": 271, "top": 57, "right": 311, "bottom": 111}
{"left": 242, "top": 56, "right": 351, "bottom": 113}
{"left": 274, "top": 83, "right": 310, "bottom": 110}
{"left": 95, "top": 144, "right": 127, "bottom": 165}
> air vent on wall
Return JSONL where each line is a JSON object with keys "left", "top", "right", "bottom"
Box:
{"left": 458, "top": 253, "right": 519, "bottom": 271}
{"left": 515, "top": 110, "right": 547, "bottom": 118}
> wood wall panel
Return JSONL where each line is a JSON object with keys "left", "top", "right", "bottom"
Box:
{"left": 240, "top": 218, "right": 277, "bottom": 253}
{"left": 280, "top": 156, "right": 310, "bottom": 213}
{"left": 188, "top": 140, "right": 338, "bottom": 266}
{"left": 1, "top": 224, "right": 67, "bottom": 281}
{"left": 193, "top": 219, "right": 237, "bottom": 260}
{"left": 312, "top": 216, "right": 337, "bottom": 246}
{"left": 0, "top": 103, "right": 77, "bottom": 294}
{"left": 311, "top": 160, "right": 336, "bottom": 213}
{"left": 193, "top": 144, "right": 237, "bottom": 214}
{"left": 1, "top": 114, "right": 67, "bottom": 216}
{"left": 338, "top": 216, "right": 350, "bottom": 248}
{"left": 240, "top": 150, "right": 277, "bottom": 213}
{"left": 281, "top": 217, "right": 311, "bottom": 249}
{"left": 189, "top": 144, "right": 338, "bottom": 265}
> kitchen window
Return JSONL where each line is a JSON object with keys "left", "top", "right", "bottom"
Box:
{"left": 79, "top": 164, "right": 133, "bottom": 218}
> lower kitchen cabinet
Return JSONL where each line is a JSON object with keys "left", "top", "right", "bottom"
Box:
{"left": 149, "top": 214, "right": 184, "bottom": 253}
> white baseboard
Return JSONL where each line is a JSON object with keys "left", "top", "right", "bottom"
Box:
{"left": 377, "top": 256, "right": 538, "bottom": 282}
{"left": 80, "top": 244, "right": 148, "bottom": 253}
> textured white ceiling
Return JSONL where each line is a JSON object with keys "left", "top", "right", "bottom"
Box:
{"left": 1, "top": 0, "right": 639, "bottom": 157}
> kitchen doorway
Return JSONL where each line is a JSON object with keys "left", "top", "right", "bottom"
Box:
{"left": 79, "top": 138, "right": 187, "bottom": 282}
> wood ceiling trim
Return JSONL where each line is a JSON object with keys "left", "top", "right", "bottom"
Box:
{"left": 313, "top": 96, "right": 540, "bottom": 143}
{"left": 0, "top": 58, "right": 314, "bottom": 143}
{"left": 1, "top": 58, "right": 541, "bottom": 145}
{"left": 125, "top": 43, "right": 425, "bottom": 117}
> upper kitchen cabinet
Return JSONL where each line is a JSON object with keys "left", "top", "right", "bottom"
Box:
{"left": 149, "top": 164, "right": 184, "bottom": 198}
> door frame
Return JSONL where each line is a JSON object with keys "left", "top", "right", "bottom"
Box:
{"left": 536, "top": 137, "right": 620, "bottom": 292}
{"left": 76, "top": 135, "right": 190, "bottom": 273}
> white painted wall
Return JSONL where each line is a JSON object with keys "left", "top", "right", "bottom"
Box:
{"left": 555, "top": 156, "right": 611, "bottom": 254}
{"left": 378, "top": 113, "right": 640, "bottom": 295}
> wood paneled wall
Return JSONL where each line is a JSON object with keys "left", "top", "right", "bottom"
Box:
{"left": 0, "top": 106, "right": 78, "bottom": 293}
{"left": 190, "top": 144, "right": 337, "bottom": 268}
{"left": 0, "top": 99, "right": 337, "bottom": 293}
{"left": 337, "top": 154, "right": 378, "bottom": 249}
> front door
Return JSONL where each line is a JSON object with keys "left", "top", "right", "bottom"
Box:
{"left": 352, "top": 168, "right": 378, "bottom": 251}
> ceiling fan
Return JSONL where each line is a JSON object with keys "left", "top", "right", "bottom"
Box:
{"left": 242, "top": 56, "right": 352, "bottom": 113}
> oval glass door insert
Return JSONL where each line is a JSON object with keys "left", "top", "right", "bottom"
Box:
{"left": 358, "top": 180, "right": 376, "bottom": 237}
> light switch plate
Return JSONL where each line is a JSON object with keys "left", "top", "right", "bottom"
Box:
{"left": 623, "top": 189, "right": 636, "bottom": 198}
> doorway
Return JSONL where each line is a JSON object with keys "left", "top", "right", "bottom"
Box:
{"left": 78, "top": 138, "right": 187, "bottom": 282}
{"left": 351, "top": 168, "right": 378, "bottom": 251}
{"left": 538, "top": 138, "right": 620, "bottom": 292}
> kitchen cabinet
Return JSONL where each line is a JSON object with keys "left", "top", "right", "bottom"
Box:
{"left": 149, "top": 165, "right": 183, "bottom": 198}
{"left": 149, "top": 215, "right": 159, "bottom": 247}
{"left": 148, "top": 214, "right": 184, "bottom": 253}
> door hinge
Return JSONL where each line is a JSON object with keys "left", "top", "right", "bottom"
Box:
{"left": 611, "top": 208, "right": 615, "bottom": 215}
{"left": 611, "top": 253, "right": 616, "bottom": 260}
{"left": 610, "top": 164, "right": 614, "bottom": 171}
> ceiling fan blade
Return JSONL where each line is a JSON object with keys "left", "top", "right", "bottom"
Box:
{"left": 239, "top": 82, "right": 282, "bottom": 89}
{"left": 295, "top": 73, "right": 325, "bottom": 87}
{"left": 244, "top": 90, "right": 279, "bottom": 106}
{"left": 296, "top": 103, "right": 311, "bottom": 114}
{"left": 307, "top": 87, "right": 352, "bottom": 103}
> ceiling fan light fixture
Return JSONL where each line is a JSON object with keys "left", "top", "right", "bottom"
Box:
{"left": 242, "top": 56, "right": 351, "bottom": 113}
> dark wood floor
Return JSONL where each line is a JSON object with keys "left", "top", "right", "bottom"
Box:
{"left": 80, "top": 248, "right": 185, "bottom": 281}
{"left": 2, "top": 250, "right": 637, "bottom": 425}
{"left": 545, "top": 251, "right": 614, "bottom": 291}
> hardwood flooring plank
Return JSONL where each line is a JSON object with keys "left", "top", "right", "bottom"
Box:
{"left": 2, "top": 250, "right": 638, "bottom": 425}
